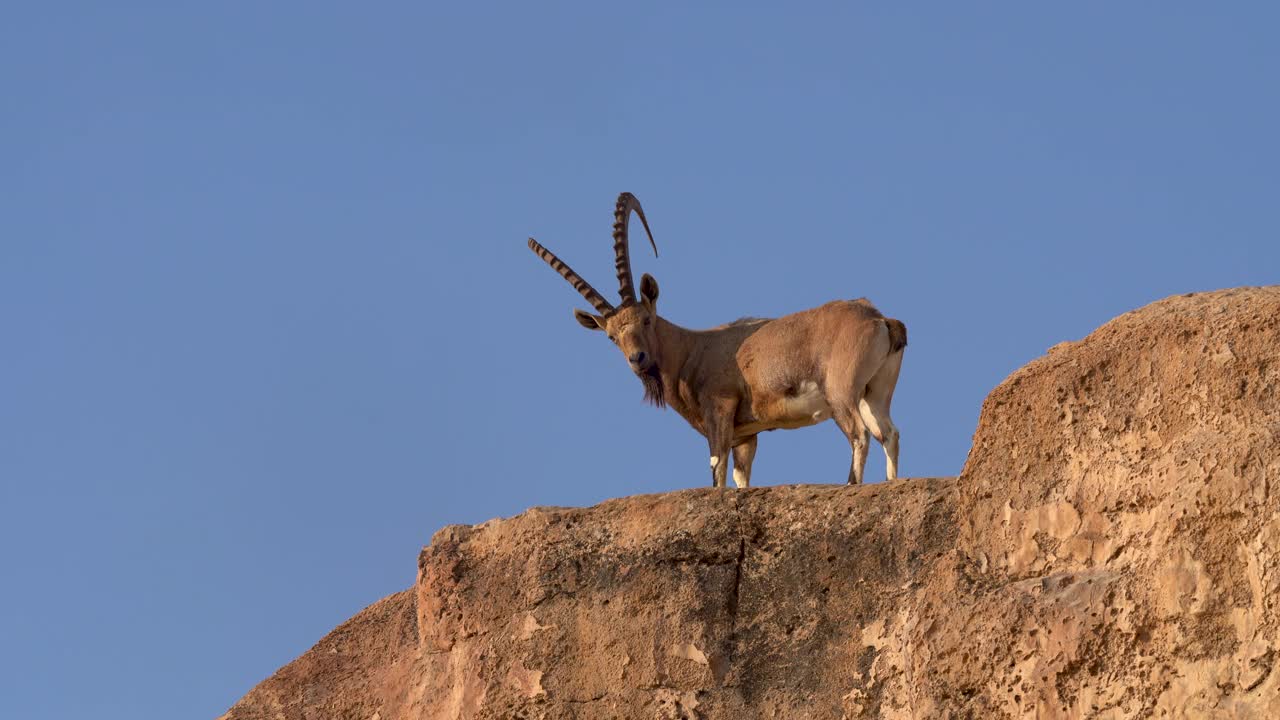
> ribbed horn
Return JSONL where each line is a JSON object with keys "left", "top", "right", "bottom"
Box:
{"left": 528, "top": 238, "right": 614, "bottom": 315}
{"left": 612, "top": 192, "right": 658, "bottom": 303}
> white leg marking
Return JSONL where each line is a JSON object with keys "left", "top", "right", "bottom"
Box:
{"left": 709, "top": 455, "right": 720, "bottom": 469}
{"left": 732, "top": 468, "right": 748, "bottom": 489}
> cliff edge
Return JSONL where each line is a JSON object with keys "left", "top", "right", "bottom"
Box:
{"left": 223, "top": 287, "right": 1280, "bottom": 719}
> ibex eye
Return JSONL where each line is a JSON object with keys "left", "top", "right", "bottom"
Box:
{"left": 644, "top": 317, "right": 652, "bottom": 326}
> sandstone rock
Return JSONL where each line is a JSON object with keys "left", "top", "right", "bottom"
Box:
{"left": 938, "top": 286, "right": 1280, "bottom": 718}
{"left": 223, "top": 287, "right": 1280, "bottom": 719}
{"left": 218, "top": 591, "right": 420, "bottom": 720}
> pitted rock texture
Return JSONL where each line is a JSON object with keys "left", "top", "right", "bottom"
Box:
{"left": 223, "top": 286, "right": 1280, "bottom": 719}
{"left": 936, "top": 286, "right": 1280, "bottom": 718}
{"left": 413, "top": 481, "right": 956, "bottom": 719}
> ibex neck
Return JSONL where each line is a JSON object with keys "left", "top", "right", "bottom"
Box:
{"left": 654, "top": 316, "right": 693, "bottom": 377}
{"left": 651, "top": 316, "right": 712, "bottom": 429}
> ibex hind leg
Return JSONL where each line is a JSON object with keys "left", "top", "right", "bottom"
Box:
{"left": 859, "top": 350, "right": 904, "bottom": 481}
{"left": 833, "top": 408, "right": 870, "bottom": 485}
{"left": 825, "top": 343, "right": 879, "bottom": 485}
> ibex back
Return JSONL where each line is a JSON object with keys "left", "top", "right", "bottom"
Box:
{"left": 529, "top": 193, "right": 906, "bottom": 487}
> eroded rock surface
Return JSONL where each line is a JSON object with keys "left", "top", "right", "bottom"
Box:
{"left": 936, "top": 286, "right": 1280, "bottom": 718}
{"left": 224, "top": 287, "right": 1280, "bottom": 719}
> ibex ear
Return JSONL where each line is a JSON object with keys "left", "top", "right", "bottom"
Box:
{"left": 639, "top": 273, "right": 660, "bottom": 309}
{"left": 573, "top": 308, "right": 607, "bottom": 331}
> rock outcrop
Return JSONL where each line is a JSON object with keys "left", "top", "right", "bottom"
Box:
{"left": 223, "top": 287, "right": 1280, "bottom": 719}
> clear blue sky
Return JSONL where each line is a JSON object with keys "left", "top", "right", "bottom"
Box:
{"left": 2, "top": 3, "right": 1275, "bottom": 717}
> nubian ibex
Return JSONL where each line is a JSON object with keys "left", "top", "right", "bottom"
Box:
{"left": 528, "top": 193, "right": 907, "bottom": 487}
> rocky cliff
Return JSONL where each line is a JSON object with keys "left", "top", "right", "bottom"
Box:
{"left": 222, "top": 287, "right": 1280, "bottom": 719}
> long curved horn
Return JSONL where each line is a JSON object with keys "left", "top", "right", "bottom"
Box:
{"left": 528, "top": 238, "right": 614, "bottom": 315}
{"left": 612, "top": 192, "right": 658, "bottom": 303}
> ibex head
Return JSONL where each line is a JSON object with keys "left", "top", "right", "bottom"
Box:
{"left": 529, "top": 192, "right": 665, "bottom": 405}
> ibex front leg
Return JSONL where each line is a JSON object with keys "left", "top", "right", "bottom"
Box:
{"left": 731, "top": 435, "right": 757, "bottom": 489}
{"left": 706, "top": 400, "right": 737, "bottom": 488}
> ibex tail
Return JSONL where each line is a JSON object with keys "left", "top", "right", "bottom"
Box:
{"left": 885, "top": 318, "right": 908, "bottom": 354}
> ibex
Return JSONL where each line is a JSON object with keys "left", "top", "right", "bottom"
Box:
{"left": 528, "top": 193, "right": 907, "bottom": 488}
